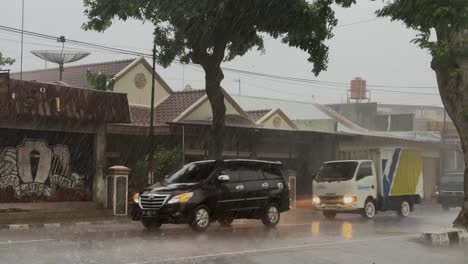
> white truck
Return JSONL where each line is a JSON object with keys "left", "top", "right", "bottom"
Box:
{"left": 312, "top": 148, "right": 424, "bottom": 219}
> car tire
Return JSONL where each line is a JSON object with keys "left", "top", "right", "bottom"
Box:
{"left": 218, "top": 217, "right": 234, "bottom": 227}
{"left": 398, "top": 200, "right": 411, "bottom": 217}
{"left": 142, "top": 219, "right": 161, "bottom": 231}
{"left": 323, "top": 211, "right": 337, "bottom": 220}
{"left": 262, "top": 204, "right": 280, "bottom": 228}
{"left": 190, "top": 205, "right": 211, "bottom": 232}
{"left": 361, "top": 199, "right": 376, "bottom": 220}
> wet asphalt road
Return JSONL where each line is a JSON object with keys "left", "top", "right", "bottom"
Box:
{"left": 0, "top": 206, "right": 467, "bottom": 264}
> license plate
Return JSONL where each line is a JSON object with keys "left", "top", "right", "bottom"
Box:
{"left": 324, "top": 205, "right": 339, "bottom": 210}
{"left": 142, "top": 210, "right": 158, "bottom": 216}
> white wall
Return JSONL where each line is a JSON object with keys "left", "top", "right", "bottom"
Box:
{"left": 184, "top": 98, "right": 243, "bottom": 121}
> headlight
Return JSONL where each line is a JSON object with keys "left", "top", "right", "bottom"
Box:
{"left": 312, "top": 195, "right": 321, "bottom": 205}
{"left": 133, "top": 193, "right": 140, "bottom": 203}
{"left": 168, "top": 192, "right": 194, "bottom": 204}
{"left": 343, "top": 195, "right": 356, "bottom": 204}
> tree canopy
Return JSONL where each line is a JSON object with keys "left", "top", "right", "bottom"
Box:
{"left": 0, "top": 52, "right": 15, "bottom": 67}
{"left": 84, "top": 0, "right": 354, "bottom": 75}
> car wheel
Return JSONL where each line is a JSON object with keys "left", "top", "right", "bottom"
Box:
{"left": 262, "top": 204, "right": 280, "bottom": 228}
{"left": 361, "top": 199, "right": 376, "bottom": 219}
{"left": 218, "top": 217, "right": 234, "bottom": 227}
{"left": 190, "top": 205, "right": 211, "bottom": 232}
{"left": 398, "top": 200, "right": 411, "bottom": 217}
{"left": 142, "top": 219, "right": 161, "bottom": 231}
{"left": 323, "top": 211, "right": 337, "bottom": 220}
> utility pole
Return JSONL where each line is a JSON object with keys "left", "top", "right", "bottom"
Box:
{"left": 235, "top": 78, "right": 241, "bottom": 95}
{"left": 148, "top": 44, "right": 157, "bottom": 185}
{"left": 182, "top": 64, "right": 185, "bottom": 89}
{"left": 20, "top": 0, "right": 24, "bottom": 80}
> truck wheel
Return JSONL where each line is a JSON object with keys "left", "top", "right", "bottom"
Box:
{"left": 142, "top": 219, "right": 161, "bottom": 231}
{"left": 218, "top": 217, "right": 234, "bottom": 227}
{"left": 190, "top": 205, "right": 211, "bottom": 232}
{"left": 361, "top": 199, "right": 376, "bottom": 219}
{"left": 262, "top": 204, "right": 280, "bottom": 228}
{"left": 398, "top": 200, "right": 411, "bottom": 217}
{"left": 323, "top": 211, "right": 337, "bottom": 220}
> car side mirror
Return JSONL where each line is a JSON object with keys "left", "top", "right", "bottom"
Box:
{"left": 218, "top": 175, "right": 230, "bottom": 182}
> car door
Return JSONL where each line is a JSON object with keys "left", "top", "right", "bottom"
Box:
{"left": 261, "top": 163, "right": 285, "bottom": 208}
{"left": 216, "top": 162, "right": 248, "bottom": 213}
{"left": 240, "top": 162, "right": 266, "bottom": 210}
{"left": 355, "top": 161, "right": 378, "bottom": 206}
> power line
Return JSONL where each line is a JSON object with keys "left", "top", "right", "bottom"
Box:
{"left": 0, "top": 24, "right": 440, "bottom": 96}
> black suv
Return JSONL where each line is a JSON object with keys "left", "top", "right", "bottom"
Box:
{"left": 131, "top": 159, "right": 289, "bottom": 232}
{"left": 436, "top": 172, "right": 464, "bottom": 210}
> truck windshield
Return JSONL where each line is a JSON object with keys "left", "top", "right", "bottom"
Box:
{"left": 165, "top": 162, "right": 215, "bottom": 184}
{"left": 316, "top": 162, "right": 358, "bottom": 182}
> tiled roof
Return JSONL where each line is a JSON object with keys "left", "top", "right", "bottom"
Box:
{"left": 10, "top": 59, "right": 135, "bottom": 88}
{"left": 246, "top": 109, "right": 271, "bottom": 122}
{"left": 130, "top": 89, "right": 206, "bottom": 126}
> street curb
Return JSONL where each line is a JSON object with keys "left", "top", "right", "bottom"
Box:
{"left": 0, "top": 219, "right": 132, "bottom": 231}
{"left": 420, "top": 228, "right": 468, "bottom": 246}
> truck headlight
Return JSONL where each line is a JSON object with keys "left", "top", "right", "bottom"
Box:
{"left": 133, "top": 193, "right": 140, "bottom": 203}
{"left": 312, "top": 195, "right": 321, "bottom": 205}
{"left": 168, "top": 192, "right": 193, "bottom": 204}
{"left": 343, "top": 195, "right": 356, "bottom": 204}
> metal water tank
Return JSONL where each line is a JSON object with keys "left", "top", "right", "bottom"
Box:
{"left": 350, "top": 77, "right": 367, "bottom": 100}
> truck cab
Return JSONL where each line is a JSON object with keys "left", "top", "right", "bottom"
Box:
{"left": 312, "top": 160, "right": 378, "bottom": 219}
{"left": 313, "top": 159, "right": 419, "bottom": 219}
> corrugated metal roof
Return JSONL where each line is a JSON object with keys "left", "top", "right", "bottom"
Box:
{"left": 231, "top": 95, "right": 331, "bottom": 120}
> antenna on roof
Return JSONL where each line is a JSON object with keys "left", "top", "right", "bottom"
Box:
{"left": 31, "top": 36, "right": 90, "bottom": 81}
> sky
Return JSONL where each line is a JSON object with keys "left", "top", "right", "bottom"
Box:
{"left": 0, "top": 0, "right": 442, "bottom": 106}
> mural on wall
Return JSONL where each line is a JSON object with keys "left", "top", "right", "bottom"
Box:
{"left": 0, "top": 139, "right": 85, "bottom": 198}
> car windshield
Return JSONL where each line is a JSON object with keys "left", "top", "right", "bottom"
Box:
{"left": 316, "top": 162, "right": 358, "bottom": 182}
{"left": 164, "top": 162, "right": 215, "bottom": 184}
{"left": 440, "top": 174, "right": 464, "bottom": 185}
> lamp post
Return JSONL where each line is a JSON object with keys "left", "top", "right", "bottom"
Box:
{"left": 148, "top": 44, "right": 157, "bottom": 184}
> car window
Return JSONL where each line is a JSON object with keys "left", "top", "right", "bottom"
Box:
{"left": 239, "top": 164, "right": 264, "bottom": 181}
{"left": 221, "top": 162, "right": 264, "bottom": 182}
{"left": 356, "top": 162, "right": 373, "bottom": 181}
{"left": 263, "top": 164, "right": 283, "bottom": 180}
{"left": 220, "top": 167, "right": 240, "bottom": 182}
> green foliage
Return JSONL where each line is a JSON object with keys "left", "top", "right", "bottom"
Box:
{"left": 83, "top": 0, "right": 355, "bottom": 75}
{"left": 377, "top": 0, "right": 468, "bottom": 67}
{"left": 129, "top": 146, "right": 182, "bottom": 193}
{"left": 86, "top": 70, "right": 114, "bottom": 91}
{"left": 0, "top": 52, "right": 15, "bottom": 67}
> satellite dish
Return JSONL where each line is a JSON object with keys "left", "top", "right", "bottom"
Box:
{"left": 31, "top": 50, "right": 90, "bottom": 81}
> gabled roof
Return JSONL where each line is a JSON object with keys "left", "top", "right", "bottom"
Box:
{"left": 11, "top": 59, "right": 135, "bottom": 89}
{"left": 173, "top": 89, "right": 255, "bottom": 124}
{"left": 129, "top": 89, "right": 206, "bottom": 126}
{"left": 256, "top": 108, "right": 298, "bottom": 129}
{"left": 113, "top": 57, "right": 173, "bottom": 94}
{"left": 246, "top": 109, "right": 271, "bottom": 122}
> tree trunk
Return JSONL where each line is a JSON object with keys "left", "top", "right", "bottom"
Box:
{"left": 434, "top": 56, "right": 468, "bottom": 228}
{"left": 203, "top": 63, "right": 226, "bottom": 160}
{"left": 451, "top": 64, "right": 468, "bottom": 228}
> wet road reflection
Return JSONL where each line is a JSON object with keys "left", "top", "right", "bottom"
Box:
{"left": 0, "top": 207, "right": 464, "bottom": 264}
